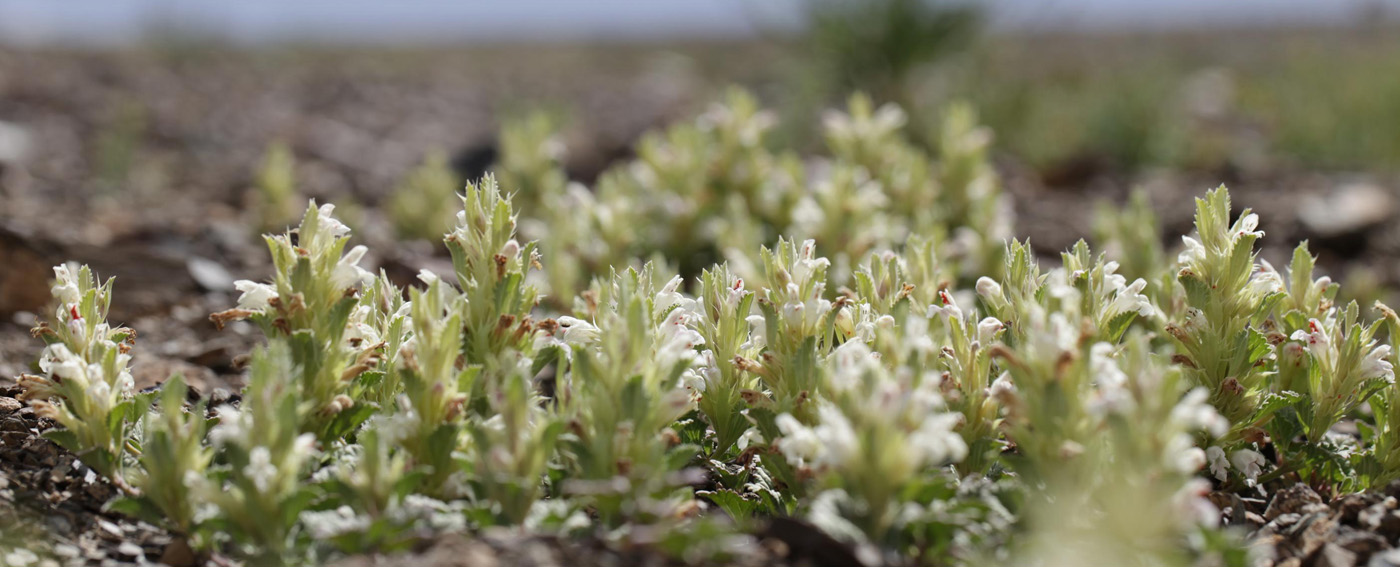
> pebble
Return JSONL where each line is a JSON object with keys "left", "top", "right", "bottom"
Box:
{"left": 186, "top": 257, "right": 234, "bottom": 291}
{"left": 1299, "top": 182, "right": 1395, "bottom": 237}
{"left": 0, "top": 397, "right": 21, "bottom": 413}
{"left": 116, "top": 542, "right": 145, "bottom": 558}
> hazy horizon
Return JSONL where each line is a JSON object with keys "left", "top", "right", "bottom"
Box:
{"left": 0, "top": 0, "right": 1396, "bottom": 47}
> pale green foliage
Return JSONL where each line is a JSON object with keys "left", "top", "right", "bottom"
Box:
{"left": 389, "top": 151, "right": 460, "bottom": 241}
{"left": 217, "top": 201, "right": 379, "bottom": 440}
{"left": 119, "top": 376, "right": 212, "bottom": 538}
{"left": 31, "top": 91, "right": 1400, "bottom": 567}
{"left": 1168, "top": 187, "right": 1281, "bottom": 430}
{"left": 254, "top": 141, "right": 300, "bottom": 233}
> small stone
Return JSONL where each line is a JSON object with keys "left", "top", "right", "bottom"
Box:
{"left": 0, "top": 397, "right": 21, "bottom": 414}
{"left": 187, "top": 257, "right": 234, "bottom": 291}
{"left": 1267, "top": 483, "right": 1327, "bottom": 521}
{"left": 0, "top": 121, "right": 29, "bottom": 164}
{"left": 1333, "top": 528, "right": 1388, "bottom": 565}
{"left": 1336, "top": 494, "right": 1384, "bottom": 527}
{"left": 1360, "top": 503, "right": 1400, "bottom": 540}
{"left": 1370, "top": 549, "right": 1400, "bottom": 567}
{"left": 95, "top": 518, "right": 123, "bottom": 539}
{"left": 116, "top": 542, "right": 144, "bottom": 558}
{"left": 1299, "top": 182, "right": 1394, "bottom": 238}
{"left": 1305, "top": 543, "right": 1357, "bottom": 567}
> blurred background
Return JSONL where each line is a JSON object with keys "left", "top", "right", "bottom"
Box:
{"left": 2, "top": 0, "right": 1400, "bottom": 385}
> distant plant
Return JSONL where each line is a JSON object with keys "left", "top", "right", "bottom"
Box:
{"left": 803, "top": 0, "right": 982, "bottom": 111}
{"left": 252, "top": 141, "right": 301, "bottom": 233}
{"left": 388, "top": 150, "right": 460, "bottom": 241}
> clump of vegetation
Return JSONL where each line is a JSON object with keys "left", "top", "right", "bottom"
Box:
{"left": 14, "top": 89, "right": 1400, "bottom": 566}
{"left": 388, "top": 150, "right": 460, "bottom": 241}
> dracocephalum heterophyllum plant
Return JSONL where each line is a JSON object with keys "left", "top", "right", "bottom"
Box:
{"left": 204, "top": 343, "right": 320, "bottom": 564}
{"left": 1167, "top": 186, "right": 1283, "bottom": 441}
{"left": 443, "top": 174, "right": 543, "bottom": 387}
{"left": 215, "top": 200, "right": 380, "bottom": 441}
{"left": 982, "top": 238, "right": 1157, "bottom": 483}
{"left": 737, "top": 238, "right": 844, "bottom": 424}
{"left": 773, "top": 336, "right": 969, "bottom": 550}
{"left": 691, "top": 265, "right": 759, "bottom": 457}
{"left": 25, "top": 87, "right": 1398, "bottom": 565}
{"left": 18, "top": 264, "right": 142, "bottom": 485}
{"left": 555, "top": 265, "right": 705, "bottom": 526}
{"left": 109, "top": 375, "right": 213, "bottom": 546}
{"left": 1015, "top": 334, "right": 1235, "bottom": 567}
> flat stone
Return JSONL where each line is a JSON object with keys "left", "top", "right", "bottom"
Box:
{"left": 0, "top": 397, "right": 22, "bottom": 414}
{"left": 116, "top": 542, "right": 145, "bottom": 558}
{"left": 1299, "top": 182, "right": 1394, "bottom": 238}
{"left": 1305, "top": 543, "right": 1357, "bottom": 567}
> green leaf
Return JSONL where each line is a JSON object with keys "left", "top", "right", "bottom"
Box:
{"left": 42, "top": 429, "right": 81, "bottom": 453}
{"left": 699, "top": 489, "right": 758, "bottom": 521}
{"left": 105, "top": 496, "right": 167, "bottom": 526}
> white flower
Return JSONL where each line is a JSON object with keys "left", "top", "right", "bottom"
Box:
{"left": 244, "top": 447, "right": 278, "bottom": 493}
{"left": 1172, "top": 478, "right": 1220, "bottom": 528}
{"left": 741, "top": 314, "right": 767, "bottom": 350}
{"left": 234, "top": 280, "right": 278, "bottom": 310}
{"left": 1363, "top": 344, "right": 1395, "bottom": 382}
{"left": 500, "top": 239, "right": 520, "bottom": 259}
{"left": 828, "top": 339, "right": 880, "bottom": 392}
{"left": 40, "top": 344, "right": 86, "bottom": 385}
{"left": 908, "top": 413, "right": 967, "bottom": 466}
{"left": 791, "top": 240, "right": 831, "bottom": 285}
{"left": 1235, "top": 213, "right": 1262, "bottom": 238}
{"left": 1178, "top": 236, "right": 1206, "bottom": 265}
{"left": 927, "top": 290, "right": 963, "bottom": 321}
{"left": 811, "top": 405, "right": 858, "bottom": 469}
{"left": 556, "top": 316, "right": 600, "bottom": 346}
{"left": 655, "top": 275, "right": 697, "bottom": 315}
{"left": 208, "top": 405, "right": 244, "bottom": 447}
{"left": 301, "top": 506, "right": 370, "bottom": 540}
{"left": 1107, "top": 278, "right": 1154, "bottom": 318}
{"left": 1290, "top": 319, "right": 1334, "bottom": 368}
{"left": 1169, "top": 436, "right": 1207, "bottom": 474}
{"left": 1248, "top": 262, "right": 1284, "bottom": 296}
{"left": 775, "top": 413, "right": 823, "bottom": 465}
{"left": 331, "top": 245, "right": 372, "bottom": 290}
{"left": 417, "top": 269, "right": 440, "bottom": 286}
{"left": 317, "top": 203, "right": 352, "bottom": 239}
{"left": 1087, "top": 343, "right": 1134, "bottom": 416}
{"left": 975, "top": 277, "right": 1003, "bottom": 303}
{"left": 977, "top": 317, "right": 1005, "bottom": 347}
{"left": 657, "top": 308, "right": 705, "bottom": 368}
{"left": 1205, "top": 446, "right": 1229, "bottom": 482}
{"left": 736, "top": 428, "right": 763, "bottom": 451}
{"left": 1171, "top": 388, "right": 1230, "bottom": 438}
{"left": 1231, "top": 449, "right": 1265, "bottom": 485}
{"left": 51, "top": 264, "right": 81, "bottom": 306}
{"left": 1182, "top": 307, "right": 1208, "bottom": 333}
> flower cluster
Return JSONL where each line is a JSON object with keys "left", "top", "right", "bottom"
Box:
{"left": 17, "top": 264, "right": 140, "bottom": 482}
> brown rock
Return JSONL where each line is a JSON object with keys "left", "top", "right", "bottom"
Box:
{"left": 0, "top": 397, "right": 21, "bottom": 414}
{"left": 1334, "top": 528, "right": 1390, "bottom": 564}
{"left": 1268, "top": 484, "right": 1327, "bottom": 521}
{"left": 1304, "top": 543, "right": 1358, "bottom": 567}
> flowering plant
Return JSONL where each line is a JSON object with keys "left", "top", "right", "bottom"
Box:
{"left": 19, "top": 89, "right": 1400, "bottom": 567}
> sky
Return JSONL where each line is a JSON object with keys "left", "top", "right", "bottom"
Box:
{"left": 0, "top": 0, "right": 1396, "bottom": 46}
